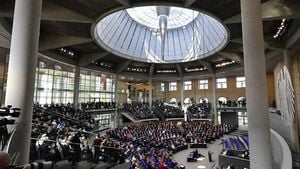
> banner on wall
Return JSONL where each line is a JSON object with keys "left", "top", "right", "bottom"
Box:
{"left": 277, "top": 65, "right": 295, "bottom": 127}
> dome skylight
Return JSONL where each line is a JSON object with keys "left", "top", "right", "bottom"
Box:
{"left": 126, "top": 6, "right": 199, "bottom": 29}
{"left": 94, "top": 6, "right": 229, "bottom": 63}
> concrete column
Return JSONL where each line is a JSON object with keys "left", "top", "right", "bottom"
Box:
{"left": 165, "top": 82, "right": 168, "bottom": 102}
{"left": 73, "top": 66, "right": 80, "bottom": 108}
{"left": 180, "top": 79, "right": 184, "bottom": 108}
{"left": 180, "top": 78, "right": 187, "bottom": 121}
{"left": 149, "top": 78, "right": 153, "bottom": 109}
{"left": 284, "top": 50, "right": 292, "bottom": 73}
{"left": 212, "top": 74, "right": 217, "bottom": 124}
{"left": 1, "top": 50, "right": 9, "bottom": 105}
{"left": 34, "top": 59, "right": 40, "bottom": 103}
{"left": 5, "top": 0, "right": 42, "bottom": 165}
{"left": 284, "top": 49, "right": 300, "bottom": 151}
{"left": 114, "top": 75, "right": 119, "bottom": 128}
{"left": 51, "top": 68, "right": 56, "bottom": 102}
{"left": 241, "top": 0, "right": 272, "bottom": 168}
{"left": 194, "top": 80, "right": 197, "bottom": 103}
{"left": 144, "top": 89, "right": 147, "bottom": 103}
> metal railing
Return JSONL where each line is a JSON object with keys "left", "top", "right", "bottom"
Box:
{"left": 34, "top": 107, "right": 91, "bottom": 129}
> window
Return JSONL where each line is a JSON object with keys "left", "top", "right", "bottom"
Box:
{"left": 184, "top": 81, "right": 192, "bottom": 90}
{"left": 79, "top": 70, "right": 116, "bottom": 103}
{"left": 161, "top": 83, "right": 165, "bottom": 92}
{"left": 34, "top": 61, "right": 117, "bottom": 105}
{"left": 238, "top": 112, "right": 248, "bottom": 126}
{"left": 169, "top": 82, "right": 177, "bottom": 91}
{"left": 199, "top": 80, "right": 208, "bottom": 89}
{"left": 236, "top": 77, "right": 246, "bottom": 88}
{"left": 95, "top": 114, "right": 111, "bottom": 127}
{"left": 34, "top": 61, "right": 75, "bottom": 104}
{"left": 217, "top": 78, "right": 227, "bottom": 89}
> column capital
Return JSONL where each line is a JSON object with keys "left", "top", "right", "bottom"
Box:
{"left": 73, "top": 66, "right": 80, "bottom": 107}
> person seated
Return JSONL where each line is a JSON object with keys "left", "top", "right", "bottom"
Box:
{"left": 192, "top": 149, "right": 205, "bottom": 159}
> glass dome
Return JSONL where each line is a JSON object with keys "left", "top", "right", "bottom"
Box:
{"left": 126, "top": 6, "right": 199, "bottom": 29}
{"left": 94, "top": 6, "right": 229, "bottom": 63}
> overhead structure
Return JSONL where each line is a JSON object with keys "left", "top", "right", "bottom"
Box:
{"left": 94, "top": 6, "right": 229, "bottom": 63}
{"left": 0, "top": 0, "right": 299, "bottom": 79}
{"left": 156, "top": 6, "right": 170, "bottom": 60}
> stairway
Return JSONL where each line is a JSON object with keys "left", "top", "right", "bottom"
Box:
{"left": 229, "top": 130, "right": 248, "bottom": 137}
{"left": 121, "top": 112, "right": 138, "bottom": 123}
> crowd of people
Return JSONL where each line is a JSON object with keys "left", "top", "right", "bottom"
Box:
{"left": 152, "top": 101, "right": 184, "bottom": 119}
{"left": 123, "top": 101, "right": 185, "bottom": 120}
{"left": 30, "top": 104, "right": 97, "bottom": 163}
{"left": 34, "top": 103, "right": 96, "bottom": 129}
{"left": 105, "top": 121, "right": 235, "bottom": 168}
{"left": 80, "top": 102, "right": 116, "bottom": 111}
{"left": 0, "top": 102, "right": 238, "bottom": 169}
{"left": 183, "top": 121, "right": 233, "bottom": 144}
{"left": 187, "top": 102, "right": 211, "bottom": 119}
{"left": 218, "top": 100, "right": 246, "bottom": 107}
{"left": 123, "top": 102, "right": 155, "bottom": 119}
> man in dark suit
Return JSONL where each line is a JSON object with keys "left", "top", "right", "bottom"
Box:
{"left": 208, "top": 150, "right": 213, "bottom": 162}
{"left": 71, "top": 132, "right": 81, "bottom": 163}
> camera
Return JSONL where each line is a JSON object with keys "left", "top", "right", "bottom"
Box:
{"left": 0, "top": 107, "right": 21, "bottom": 118}
{"left": 0, "top": 118, "right": 15, "bottom": 126}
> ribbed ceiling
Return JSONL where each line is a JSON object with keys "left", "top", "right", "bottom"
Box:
{"left": 94, "top": 6, "right": 229, "bottom": 63}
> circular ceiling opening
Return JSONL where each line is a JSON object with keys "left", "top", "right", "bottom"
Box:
{"left": 94, "top": 6, "right": 229, "bottom": 63}
{"left": 126, "top": 6, "right": 199, "bottom": 29}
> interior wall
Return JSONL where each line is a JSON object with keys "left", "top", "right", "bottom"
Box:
{"left": 292, "top": 54, "right": 300, "bottom": 149}
{"left": 118, "top": 81, "right": 129, "bottom": 103}
{"left": 154, "top": 75, "right": 275, "bottom": 105}
{"left": 292, "top": 55, "right": 300, "bottom": 122}
{"left": 117, "top": 80, "right": 154, "bottom": 103}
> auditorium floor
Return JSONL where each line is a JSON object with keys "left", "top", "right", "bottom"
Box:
{"left": 173, "top": 135, "right": 231, "bottom": 169}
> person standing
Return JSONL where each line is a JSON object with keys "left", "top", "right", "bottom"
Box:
{"left": 71, "top": 132, "right": 81, "bottom": 163}
{"left": 208, "top": 150, "right": 213, "bottom": 162}
{"left": 93, "top": 134, "right": 101, "bottom": 163}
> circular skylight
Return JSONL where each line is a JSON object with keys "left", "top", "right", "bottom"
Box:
{"left": 94, "top": 6, "right": 229, "bottom": 63}
{"left": 126, "top": 6, "right": 199, "bottom": 29}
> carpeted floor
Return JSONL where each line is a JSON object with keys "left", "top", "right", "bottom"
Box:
{"left": 173, "top": 135, "right": 232, "bottom": 169}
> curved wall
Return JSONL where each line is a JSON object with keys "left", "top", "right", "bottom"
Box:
{"left": 269, "top": 108, "right": 292, "bottom": 147}
{"left": 270, "top": 129, "right": 293, "bottom": 169}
